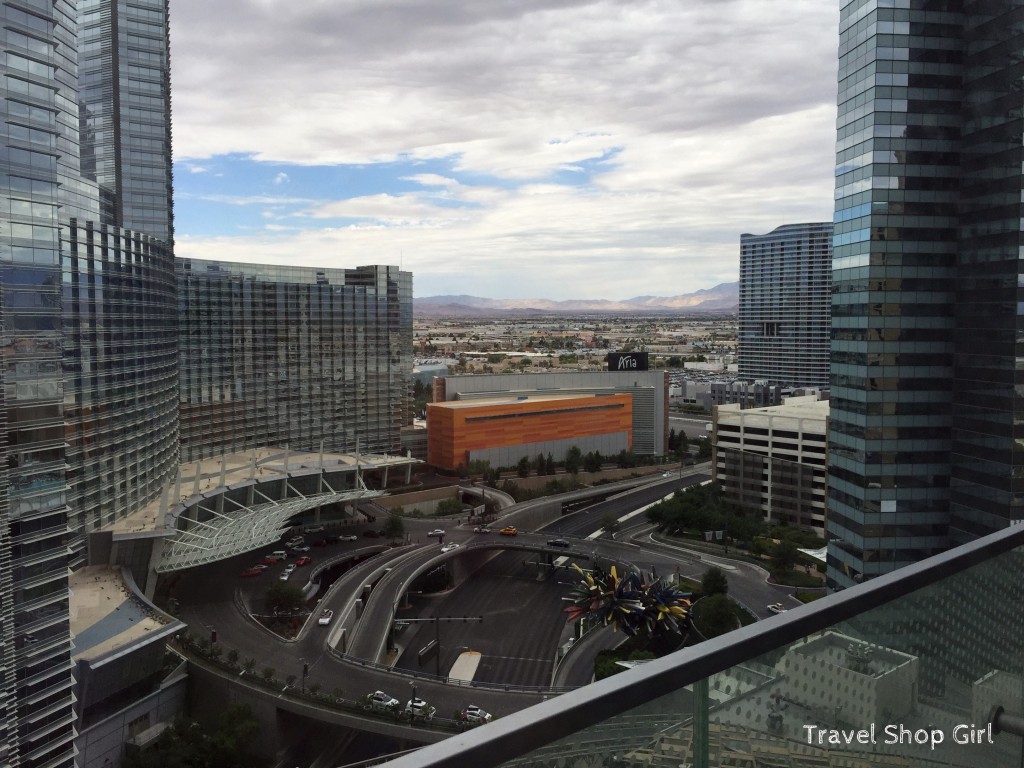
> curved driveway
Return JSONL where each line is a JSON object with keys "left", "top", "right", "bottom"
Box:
{"left": 171, "top": 466, "right": 802, "bottom": 733}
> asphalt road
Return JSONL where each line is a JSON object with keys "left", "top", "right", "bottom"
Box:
{"left": 169, "top": 467, "right": 804, "bottom": 735}
{"left": 393, "top": 550, "right": 567, "bottom": 688}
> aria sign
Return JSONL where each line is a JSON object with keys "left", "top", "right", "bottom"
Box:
{"left": 607, "top": 352, "right": 649, "bottom": 371}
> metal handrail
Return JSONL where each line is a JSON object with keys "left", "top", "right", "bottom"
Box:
{"left": 373, "top": 522, "right": 1024, "bottom": 768}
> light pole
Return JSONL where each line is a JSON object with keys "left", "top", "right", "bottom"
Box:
{"left": 301, "top": 660, "right": 308, "bottom": 693}
{"left": 409, "top": 679, "right": 417, "bottom": 708}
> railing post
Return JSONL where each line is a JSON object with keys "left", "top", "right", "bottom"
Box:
{"left": 693, "top": 677, "right": 709, "bottom": 768}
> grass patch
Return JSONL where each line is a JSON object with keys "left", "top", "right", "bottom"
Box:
{"left": 794, "top": 591, "right": 827, "bottom": 604}
{"left": 769, "top": 569, "right": 823, "bottom": 588}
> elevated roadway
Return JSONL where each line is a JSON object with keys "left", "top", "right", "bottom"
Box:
{"left": 171, "top": 465, "right": 799, "bottom": 741}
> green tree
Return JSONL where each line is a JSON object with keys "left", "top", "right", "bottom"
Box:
{"left": 771, "top": 539, "right": 800, "bottom": 574}
{"left": 564, "top": 445, "right": 582, "bottom": 475}
{"left": 696, "top": 437, "right": 712, "bottom": 460}
{"left": 535, "top": 453, "right": 546, "bottom": 476}
{"left": 266, "top": 582, "right": 305, "bottom": 615}
{"left": 545, "top": 453, "right": 556, "bottom": 475}
{"left": 601, "top": 513, "right": 620, "bottom": 536}
{"left": 694, "top": 594, "right": 740, "bottom": 639}
{"left": 517, "top": 456, "right": 531, "bottom": 478}
{"left": 583, "top": 450, "right": 603, "bottom": 473}
{"left": 121, "top": 705, "right": 262, "bottom": 768}
{"left": 702, "top": 566, "right": 729, "bottom": 596}
{"left": 436, "top": 497, "right": 463, "bottom": 516}
{"left": 261, "top": 666, "right": 275, "bottom": 682}
{"left": 381, "top": 515, "right": 405, "bottom": 541}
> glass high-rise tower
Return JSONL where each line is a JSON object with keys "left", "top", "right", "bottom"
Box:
{"left": 738, "top": 222, "right": 833, "bottom": 387}
{"left": 177, "top": 260, "right": 412, "bottom": 462}
{"left": 829, "top": 2, "right": 1024, "bottom": 589}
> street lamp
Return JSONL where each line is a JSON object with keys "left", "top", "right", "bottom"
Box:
{"left": 301, "top": 660, "right": 308, "bottom": 693}
{"left": 409, "top": 679, "right": 417, "bottom": 707}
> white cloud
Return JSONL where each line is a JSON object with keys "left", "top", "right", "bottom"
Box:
{"left": 169, "top": 0, "right": 839, "bottom": 299}
{"left": 272, "top": 172, "right": 289, "bottom": 185}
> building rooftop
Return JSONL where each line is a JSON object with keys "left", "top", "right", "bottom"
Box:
{"left": 716, "top": 396, "right": 829, "bottom": 432}
{"left": 430, "top": 392, "right": 608, "bottom": 410}
{"left": 101, "top": 447, "right": 418, "bottom": 535}
{"left": 69, "top": 566, "right": 173, "bottom": 663}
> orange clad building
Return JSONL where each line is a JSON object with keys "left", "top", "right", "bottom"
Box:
{"left": 427, "top": 393, "right": 633, "bottom": 472}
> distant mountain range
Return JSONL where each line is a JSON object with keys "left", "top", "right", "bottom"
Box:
{"left": 414, "top": 282, "right": 738, "bottom": 317}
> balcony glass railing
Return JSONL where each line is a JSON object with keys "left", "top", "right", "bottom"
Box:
{"left": 376, "top": 523, "right": 1024, "bottom": 768}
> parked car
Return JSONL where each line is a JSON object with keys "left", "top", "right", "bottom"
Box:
{"left": 283, "top": 563, "right": 297, "bottom": 573}
{"left": 441, "top": 542, "right": 460, "bottom": 553}
{"left": 260, "top": 557, "right": 280, "bottom": 566}
{"left": 295, "top": 555, "right": 312, "bottom": 566}
{"left": 239, "top": 568, "right": 263, "bottom": 577}
{"left": 461, "top": 705, "right": 493, "bottom": 725}
{"left": 251, "top": 563, "right": 270, "bottom": 570}
{"left": 427, "top": 529, "right": 446, "bottom": 538}
{"left": 364, "top": 691, "right": 399, "bottom": 712}
{"left": 279, "top": 571, "right": 292, "bottom": 581}
{"left": 318, "top": 609, "right": 334, "bottom": 626}
{"left": 404, "top": 698, "right": 436, "bottom": 721}
{"left": 767, "top": 603, "right": 787, "bottom": 614}
{"left": 304, "top": 525, "right": 325, "bottom": 534}
{"left": 499, "top": 526, "right": 518, "bottom": 536}
{"left": 338, "top": 534, "right": 358, "bottom": 542}
{"left": 473, "top": 525, "right": 492, "bottom": 533}
{"left": 362, "top": 530, "right": 381, "bottom": 538}
{"left": 290, "top": 545, "right": 311, "bottom": 553}
{"left": 547, "top": 539, "right": 571, "bottom": 549}
{"left": 285, "top": 536, "right": 304, "bottom": 547}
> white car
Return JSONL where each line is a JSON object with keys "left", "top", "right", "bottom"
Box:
{"left": 364, "top": 690, "right": 399, "bottom": 712}
{"left": 461, "top": 704, "right": 493, "bottom": 724}
{"left": 279, "top": 571, "right": 292, "bottom": 581}
{"left": 441, "top": 542, "right": 460, "bottom": 553}
{"left": 290, "top": 544, "right": 311, "bottom": 553}
{"left": 339, "top": 534, "right": 358, "bottom": 542}
{"left": 767, "top": 603, "right": 787, "bottom": 614}
{"left": 405, "top": 697, "right": 436, "bottom": 721}
{"left": 427, "top": 529, "right": 445, "bottom": 538}
{"left": 318, "top": 609, "right": 334, "bottom": 626}
{"left": 283, "top": 563, "right": 297, "bottom": 573}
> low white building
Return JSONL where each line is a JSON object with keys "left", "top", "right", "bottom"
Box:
{"left": 713, "top": 395, "right": 828, "bottom": 535}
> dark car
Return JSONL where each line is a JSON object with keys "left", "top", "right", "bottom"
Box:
{"left": 362, "top": 530, "right": 380, "bottom": 538}
{"left": 547, "top": 539, "right": 571, "bottom": 549}
{"left": 324, "top": 534, "right": 341, "bottom": 543}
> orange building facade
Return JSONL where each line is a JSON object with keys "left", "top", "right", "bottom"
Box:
{"left": 427, "top": 393, "right": 633, "bottom": 472}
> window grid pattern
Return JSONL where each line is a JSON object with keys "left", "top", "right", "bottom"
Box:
{"left": 63, "top": 220, "right": 178, "bottom": 563}
{"left": 177, "top": 260, "right": 412, "bottom": 462}
{"left": 738, "top": 222, "right": 833, "bottom": 387}
{"left": 829, "top": 2, "right": 1024, "bottom": 590}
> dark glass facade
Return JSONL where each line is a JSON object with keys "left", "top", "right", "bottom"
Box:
{"left": 829, "top": 2, "right": 1024, "bottom": 589}
{"left": 63, "top": 221, "right": 178, "bottom": 562}
{"left": 738, "top": 222, "right": 833, "bottom": 387}
{"left": 1, "top": 1, "right": 81, "bottom": 763}
{"left": 177, "top": 260, "right": 413, "bottom": 462}
{"left": 78, "top": 0, "right": 173, "bottom": 243}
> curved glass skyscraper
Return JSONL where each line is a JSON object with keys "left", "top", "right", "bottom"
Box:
{"left": 829, "top": 2, "right": 1024, "bottom": 589}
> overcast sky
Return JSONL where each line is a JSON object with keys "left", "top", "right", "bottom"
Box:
{"left": 170, "top": 0, "right": 838, "bottom": 300}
